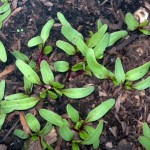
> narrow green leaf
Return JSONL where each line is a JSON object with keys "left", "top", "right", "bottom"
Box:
{"left": 0, "top": 41, "right": 7, "bottom": 62}
{"left": 16, "top": 60, "right": 41, "bottom": 85}
{"left": 97, "top": 19, "right": 103, "bottom": 30}
{"left": 139, "top": 20, "right": 149, "bottom": 27}
{"left": 47, "top": 90, "right": 58, "bottom": 100}
{"left": 5, "top": 93, "right": 29, "bottom": 101}
{"left": 38, "top": 122, "right": 52, "bottom": 136}
{"left": 66, "top": 104, "right": 79, "bottom": 122}
{"left": 39, "top": 109, "right": 64, "bottom": 127}
{"left": 143, "top": 122, "right": 150, "bottom": 140}
{"left": 54, "top": 61, "right": 69, "bottom": 72}
{"left": 26, "top": 113, "right": 41, "bottom": 133}
{"left": 60, "top": 125, "right": 74, "bottom": 141}
{"left": 86, "top": 48, "right": 114, "bottom": 79}
{"left": 115, "top": 57, "right": 125, "bottom": 84}
{"left": 108, "top": 31, "right": 128, "bottom": 47}
{"left": 14, "top": 129, "right": 29, "bottom": 139}
{"left": 88, "top": 24, "right": 108, "bottom": 48}
{"left": 0, "top": 8, "right": 11, "bottom": 22}
{"left": 82, "top": 121, "right": 103, "bottom": 145}
{"left": 71, "top": 62, "right": 84, "bottom": 72}
{"left": 125, "top": 12, "right": 139, "bottom": 31}
{"left": 61, "top": 86, "right": 94, "bottom": 99}
{"left": 11, "top": 51, "right": 29, "bottom": 62}
{"left": 40, "top": 19, "right": 54, "bottom": 43}
{"left": 139, "top": 29, "right": 150, "bottom": 35}
{"left": 0, "top": 97, "right": 40, "bottom": 114}
{"left": 138, "top": 136, "right": 150, "bottom": 150}
{"left": 51, "top": 82, "right": 64, "bottom": 89}
{"left": 94, "top": 33, "right": 109, "bottom": 59}
{"left": 0, "top": 2, "right": 10, "bottom": 13}
{"left": 0, "top": 80, "right": 5, "bottom": 101}
{"left": 61, "top": 25, "right": 83, "bottom": 45}
{"left": 56, "top": 40, "right": 76, "bottom": 55}
{"left": 28, "top": 36, "right": 43, "bottom": 47}
{"left": 40, "top": 60, "right": 54, "bottom": 85}
{"left": 86, "top": 98, "right": 115, "bottom": 123}
{"left": 57, "top": 12, "right": 71, "bottom": 26}
{"left": 24, "top": 77, "right": 33, "bottom": 94}
{"left": 133, "top": 76, "right": 150, "bottom": 90}
{"left": 72, "top": 142, "right": 80, "bottom": 150}
{"left": 44, "top": 45, "right": 53, "bottom": 55}
{"left": 75, "top": 38, "right": 88, "bottom": 56}
{"left": 0, "top": 113, "right": 6, "bottom": 130}
{"left": 79, "top": 130, "right": 89, "bottom": 139}
{"left": 125, "top": 61, "right": 150, "bottom": 81}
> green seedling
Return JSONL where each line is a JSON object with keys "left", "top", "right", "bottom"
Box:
{"left": 14, "top": 113, "right": 53, "bottom": 150}
{"left": 86, "top": 48, "right": 150, "bottom": 89}
{"left": 0, "top": 41, "right": 7, "bottom": 62}
{"left": 55, "top": 12, "right": 127, "bottom": 78}
{"left": 125, "top": 12, "right": 150, "bottom": 35}
{"left": 39, "top": 98, "right": 115, "bottom": 149}
{"left": 0, "top": 0, "right": 11, "bottom": 28}
{"left": 16, "top": 59, "right": 94, "bottom": 99}
{"left": 138, "top": 122, "right": 150, "bottom": 150}
{"left": 27, "top": 19, "right": 54, "bottom": 67}
{"left": 0, "top": 80, "right": 40, "bottom": 129}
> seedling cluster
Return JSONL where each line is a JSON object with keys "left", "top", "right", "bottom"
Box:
{"left": 0, "top": 8, "right": 150, "bottom": 150}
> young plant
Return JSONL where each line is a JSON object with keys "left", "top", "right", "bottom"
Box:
{"left": 14, "top": 113, "right": 53, "bottom": 150}
{"left": 54, "top": 12, "right": 127, "bottom": 78}
{"left": 0, "top": 0, "right": 11, "bottom": 28}
{"left": 39, "top": 98, "right": 115, "bottom": 149}
{"left": 125, "top": 12, "right": 150, "bottom": 35}
{"left": 0, "top": 41, "right": 7, "bottom": 62}
{"left": 27, "top": 19, "right": 54, "bottom": 67}
{"left": 138, "top": 122, "right": 150, "bottom": 150}
{"left": 86, "top": 48, "right": 150, "bottom": 90}
{"left": 15, "top": 59, "right": 95, "bottom": 100}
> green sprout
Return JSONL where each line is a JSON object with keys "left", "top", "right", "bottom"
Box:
{"left": 14, "top": 113, "right": 53, "bottom": 150}
{"left": 86, "top": 48, "right": 150, "bottom": 90}
{"left": 125, "top": 12, "right": 150, "bottom": 35}
{"left": 138, "top": 122, "right": 150, "bottom": 150}
{"left": 54, "top": 12, "right": 128, "bottom": 78}
{"left": 0, "top": 41, "right": 7, "bottom": 62}
{"left": 39, "top": 98, "right": 115, "bottom": 149}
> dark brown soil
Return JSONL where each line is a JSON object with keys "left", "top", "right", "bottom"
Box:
{"left": 0, "top": 0, "right": 150, "bottom": 150}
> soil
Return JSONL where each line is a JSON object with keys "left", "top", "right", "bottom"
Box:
{"left": 0, "top": 0, "right": 150, "bottom": 150}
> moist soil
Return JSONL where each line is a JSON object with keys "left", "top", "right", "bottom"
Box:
{"left": 0, "top": 0, "right": 150, "bottom": 150}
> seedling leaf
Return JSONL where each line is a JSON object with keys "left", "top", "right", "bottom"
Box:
{"left": 0, "top": 41, "right": 7, "bottom": 62}
{"left": 0, "top": 80, "right": 5, "bottom": 101}
{"left": 0, "top": 113, "right": 6, "bottom": 130}
{"left": 125, "top": 61, "right": 150, "bottom": 81}
{"left": 115, "top": 57, "right": 125, "bottom": 84}
{"left": 28, "top": 36, "right": 43, "bottom": 47}
{"left": 108, "top": 30, "right": 128, "bottom": 47}
{"left": 11, "top": 51, "right": 29, "bottom": 62}
{"left": 54, "top": 61, "right": 69, "bottom": 72}
{"left": 138, "top": 136, "right": 150, "bottom": 150}
{"left": 86, "top": 98, "right": 115, "bottom": 122}
{"left": 133, "top": 76, "right": 150, "bottom": 90}
{"left": 67, "top": 104, "right": 79, "bottom": 122}
{"left": 125, "top": 12, "right": 139, "bottom": 31}
{"left": 16, "top": 60, "right": 41, "bottom": 85}
{"left": 60, "top": 125, "right": 74, "bottom": 141}
{"left": 61, "top": 86, "right": 94, "bottom": 99}
{"left": 0, "top": 8, "right": 11, "bottom": 22}
{"left": 14, "top": 129, "right": 29, "bottom": 139}
{"left": 40, "top": 60, "right": 54, "bottom": 85}
{"left": 143, "top": 122, "right": 150, "bottom": 140}
{"left": 44, "top": 45, "right": 53, "bottom": 55}
{"left": 5, "top": 93, "right": 29, "bottom": 101}
{"left": 57, "top": 12, "right": 71, "bottom": 26}
{"left": 38, "top": 122, "right": 52, "bottom": 136}
{"left": 39, "top": 109, "right": 64, "bottom": 127}
{"left": 26, "top": 113, "right": 41, "bottom": 133}
{"left": 0, "top": 2, "right": 10, "bottom": 13}
{"left": 97, "top": 19, "right": 103, "bottom": 30}
{"left": 139, "top": 29, "right": 150, "bottom": 35}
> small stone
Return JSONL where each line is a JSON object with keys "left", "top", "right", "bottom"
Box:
{"left": 105, "top": 142, "right": 113, "bottom": 148}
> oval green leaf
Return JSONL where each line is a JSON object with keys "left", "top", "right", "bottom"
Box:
{"left": 115, "top": 57, "right": 125, "bottom": 84}
{"left": 39, "top": 109, "right": 64, "bottom": 127}
{"left": 38, "top": 122, "right": 52, "bottom": 136}
{"left": 40, "top": 60, "right": 54, "bottom": 85}
{"left": 0, "top": 41, "right": 7, "bottom": 62}
{"left": 108, "top": 30, "right": 128, "bottom": 47}
{"left": 138, "top": 136, "right": 150, "bottom": 150}
{"left": 40, "top": 19, "right": 54, "bottom": 43}
{"left": 67, "top": 104, "right": 79, "bottom": 122}
{"left": 28, "top": 36, "right": 43, "bottom": 47}
{"left": 143, "top": 122, "right": 150, "bottom": 140}
{"left": 0, "top": 80, "right": 5, "bottom": 101}
{"left": 26, "top": 113, "right": 41, "bottom": 133}
{"left": 54, "top": 61, "right": 69, "bottom": 72}
{"left": 14, "top": 129, "right": 29, "bottom": 139}
{"left": 86, "top": 98, "right": 115, "bottom": 123}
{"left": 16, "top": 59, "right": 41, "bottom": 85}
{"left": 44, "top": 45, "right": 53, "bottom": 55}
{"left": 0, "top": 8, "right": 11, "bottom": 22}
{"left": 0, "top": 2, "right": 10, "bottom": 13}
{"left": 125, "top": 61, "right": 150, "bottom": 81}
{"left": 11, "top": 51, "right": 29, "bottom": 62}
{"left": 61, "top": 86, "right": 94, "bottom": 99}
{"left": 5, "top": 93, "right": 29, "bottom": 101}
{"left": 57, "top": 12, "right": 71, "bottom": 26}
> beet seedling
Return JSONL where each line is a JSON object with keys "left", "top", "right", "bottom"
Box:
{"left": 0, "top": 41, "right": 7, "bottom": 62}
{"left": 14, "top": 113, "right": 54, "bottom": 150}
{"left": 39, "top": 98, "right": 115, "bottom": 149}
{"left": 138, "top": 122, "right": 150, "bottom": 150}
{"left": 55, "top": 12, "right": 127, "bottom": 78}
